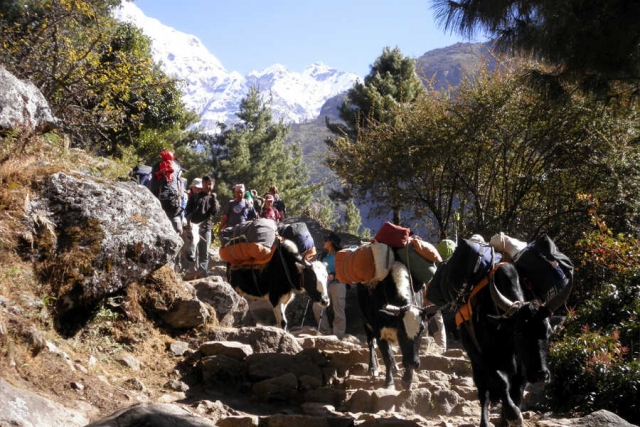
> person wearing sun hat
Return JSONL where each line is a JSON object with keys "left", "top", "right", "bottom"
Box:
{"left": 313, "top": 232, "right": 347, "bottom": 337}
{"left": 261, "top": 193, "right": 283, "bottom": 222}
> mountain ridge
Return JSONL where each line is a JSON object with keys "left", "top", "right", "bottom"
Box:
{"left": 114, "top": 2, "right": 361, "bottom": 131}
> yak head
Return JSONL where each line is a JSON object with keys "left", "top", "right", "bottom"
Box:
{"left": 281, "top": 239, "right": 330, "bottom": 307}
{"left": 490, "top": 265, "right": 571, "bottom": 384}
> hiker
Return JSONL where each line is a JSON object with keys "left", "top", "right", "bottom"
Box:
{"left": 261, "top": 194, "right": 283, "bottom": 223}
{"left": 188, "top": 177, "right": 202, "bottom": 198}
{"left": 251, "top": 189, "right": 264, "bottom": 213}
{"left": 267, "top": 184, "right": 286, "bottom": 219}
{"left": 184, "top": 176, "right": 220, "bottom": 276}
{"left": 150, "top": 149, "right": 184, "bottom": 234}
{"left": 313, "top": 232, "right": 347, "bottom": 337}
{"left": 219, "top": 183, "right": 258, "bottom": 230}
{"left": 428, "top": 238, "right": 457, "bottom": 352}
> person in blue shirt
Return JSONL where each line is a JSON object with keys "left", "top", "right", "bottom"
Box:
{"left": 313, "top": 232, "right": 346, "bottom": 336}
{"left": 219, "top": 183, "right": 258, "bottom": 230}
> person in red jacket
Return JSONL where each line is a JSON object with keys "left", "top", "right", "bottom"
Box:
{"left": 261, "top": 194, "right": 283, "bottom": 223}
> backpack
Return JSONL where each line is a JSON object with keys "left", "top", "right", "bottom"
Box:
{"left": 130, "top": 164, "right": 152, "bottom": 188}
{"left": 150, "top": 160, "right": 183, "bottom": 218}
{"left": 279, "top": 222, "right": 315, "bottom": 258}
{"left": 273, "top": 197, "right": 286, "bottom": 216}
{"left": 426, "top": 239, "right": 502, "bottom": 307}
{"left": 513, "top": 234, "right": 574, "bottom": 302}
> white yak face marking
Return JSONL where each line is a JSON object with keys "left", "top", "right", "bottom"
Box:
{"left": 391, "top": 261, "right": 412, "bottom": 305}
{"left": 403, "top": 306, "right": 422, "bottom": 339}
{"left": 311, "top": 261, "right": 329, "bottom": 307}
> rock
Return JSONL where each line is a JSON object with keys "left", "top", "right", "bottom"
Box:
{"left": 159, "top": 298, "right": 210, "bottom": 329}
{"left": 163, "top": 379, "right": 189, "bottom": 392}
{"left": 85, "top": 403, "right": 217, "bottom": 426}
{"left": 348, "top": 389, "right": 375, "bottom": 413}
{"left": 252, "top": 373, "right": 298, "bottom": 402}
{"left": 396, "top": 388, "right": 433, "bottom": 417}
{"left": 124, "top": 378, "right": 146, "bottom": 391}
{"left": 205, "top": 326, "right": 302, "bottom": 354}
{"left": 304, "top": 386, "right": 347, "bottom": 407}
{"left": 371, "top": 388, "right": 401, "bottom": 412}
{"left": 0, "top": 379, "right": 88, "bottom": 427}
{"left": 246, "top": 352, "right": 323, "bottom": 383}
{"left": 260, "top": 414, "right": 354, "bottom": 427}
{"left": 216, "top": 415, "right": 259, "bottom": 427}
{"left": 533, "top": 409, "right": 638, "bottom": 426}
{"left": 26, "top": 173, "right": 182, "bottom": 334}
{"left": 169, "top": 341, "right": 190, "bottom": 356}
{"left": 199, "top": 341, "right": 253, "bottom": 360}
{"left": 191, "top": 278, "right": 254, "bottom": 327}
{"left": 117, "top": 354, "right": 142, "bottom": 371}
{"left": 0, "top": 66, "right": 58, "bottom": 131}
{"left": 197, "top": 355, "right": 246, "bottom": 385}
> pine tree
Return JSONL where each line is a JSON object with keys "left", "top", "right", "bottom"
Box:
{"left": 325, "top": 47, "right": 427, "bottom": 225}
{"left": 431, "top": 0, "right": 640, "bottom": 96}
{"left": 214, "top": 86, "right": 313, "bottom": 214}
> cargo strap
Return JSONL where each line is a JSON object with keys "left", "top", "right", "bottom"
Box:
{"left": 455, "top": 263, "right": 508, "bottom": 354}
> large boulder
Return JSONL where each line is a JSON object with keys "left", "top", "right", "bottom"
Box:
{"left": 0, "top": 66, "right": 57, "bottom": 131}
{"left": 25, "top": 172, "right": 182, "bottom": 333}
{"left": 0, "top": 379, "right": 88, "bottom": 427}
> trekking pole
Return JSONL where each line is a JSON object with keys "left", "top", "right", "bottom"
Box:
{"left": 301, "top": 297, "right": 311, "bottom": 327}
{"left": 317, "top": 307, "right": 325, "bottom": 333}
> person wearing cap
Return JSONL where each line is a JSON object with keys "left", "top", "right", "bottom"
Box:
{"left": 184, "top": 176, "right": 220, "bottom": 276}
{"left": 312, "top": 232, "right": 347, "bottom": 337}
{"left": 219, "top": 183, "right": 258, "bottom": 230}
{"left": 426, "top": 238, "right": 458, "bottom": 353}
{"left": 261, "top": 193, "right": 283, "bottom": 223}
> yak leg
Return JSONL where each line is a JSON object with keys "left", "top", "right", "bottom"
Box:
{"left": 478, "top": 387, "right": 492, "bottom": 427}
{"left": 495, "top": 370, "right": 523, "bottom": 427}
{"left": 272, "top": 292, "right": 293, "bottom": 331}
{"left": 377, "top": 339, "right": 395, "bottom": 389}
{"left": 364, "top": 326, "right": 379, "bottom": 377}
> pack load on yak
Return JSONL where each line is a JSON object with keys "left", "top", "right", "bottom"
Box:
{"left": 278, "top": 222, "right": 316, "bottom": 261}
{"left": 395, "top": 236, "right": 442, "bottom": 293}
{"left": 335, "top": 240, "right": 394, "bottom": 286}
{"left": 426, "top": 236, "right": 502, "bottom": 307}
{"left": 512, "top": 234, "right": 574, "bottom": 302}
{"left": 219, "top": 218, "right": 278, "bottom": 266}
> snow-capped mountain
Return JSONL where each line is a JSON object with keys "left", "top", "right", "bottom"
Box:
{"left": 113, "top": 2, "right": 360, "bottom": 132}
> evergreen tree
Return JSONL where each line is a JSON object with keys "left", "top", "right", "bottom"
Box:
{"left": 325, "top": 47, "right": 427, "bottom": 225}
{"left": 213, "top": 86, "right": 313, "bottom": 214}
{"left": 431, "top": 0, "right": 640, "bottom": 96}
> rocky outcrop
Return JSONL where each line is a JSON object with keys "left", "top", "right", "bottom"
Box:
{"left": 25, "top": 172, "right": 182, "bottom": 332}
{"left": 0, "top": 379, "right": 89, "bottom": 427}
{"left": 0, "top": 66, "right": 58, "bottom": 132}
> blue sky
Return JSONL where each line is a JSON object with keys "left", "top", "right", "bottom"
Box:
{"left": 132, "top": 0, "right": 478, "bottom": 77}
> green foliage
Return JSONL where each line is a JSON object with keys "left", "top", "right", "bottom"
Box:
{"left": 547, "top": 225, "right": 640, "bottom": 423}
{"left": 305, "top": 193, "right": 340, "bottom": 230}
{"left": 341, "top": 199, "right": 371, "bottom": 238}
{"left": 328, "top": 55, "right": 640, "bottom": 243}
{"left": 212, "top": 86, "right": 314, "bottom": 214}
{"left": 326, "top": 47, "right": 427, "bottom": 224}
{"left": 0, "top": 0, "right": 196, "bottom": 154}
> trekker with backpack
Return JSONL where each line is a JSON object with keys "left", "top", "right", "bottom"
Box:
{"left": 130, "top": 164, "right": 153, "bottom": 188}
{"left": 150, "top": 149, "right": 184, "bottom": 234}
{"left": 185, "top": 176, "right": 219, "bottom": 276}
{"left": 219, "top": 183, "right": 258, "bottom": 231}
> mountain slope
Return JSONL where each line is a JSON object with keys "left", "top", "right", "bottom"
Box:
{"left": 113, "top": 2, "right": 360, "bottom": 131}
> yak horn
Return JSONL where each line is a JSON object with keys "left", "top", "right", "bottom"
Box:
{"left": 490, "top": 279, "right": 517, "bottom": 313}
